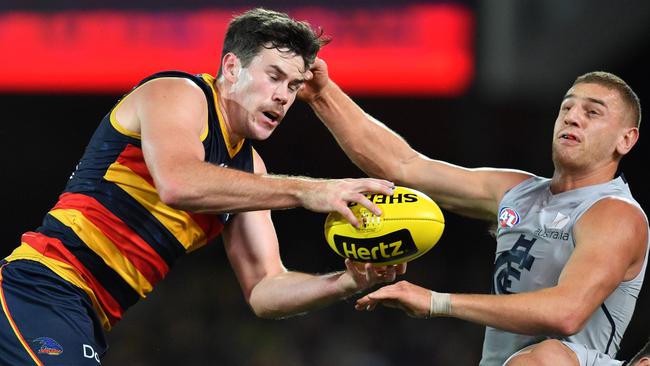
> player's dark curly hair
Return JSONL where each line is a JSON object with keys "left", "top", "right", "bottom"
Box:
{"left": 217, "top": 8, "right": 329, "bottom": 77}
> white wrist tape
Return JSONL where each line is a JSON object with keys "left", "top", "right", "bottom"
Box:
{"left": 429, "top": 291, "right": 451, "bottom": 317}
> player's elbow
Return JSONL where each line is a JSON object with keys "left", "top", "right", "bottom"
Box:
{"left": 248, "top": 286, "right": 281, "bottom": 319}
{"left": 250, "top": 305, "right": 283, "bottom": 319}
{"left": 248, "top": 298, "right": 288, "bottom": 319}
{"left": 366, "top": 160, "right": 410, "bottom": 185}
{"left": 352, "top": 157, "right": 398, "bottom": 182}
{"left": 157, "top": 182, "right": 187, "bottom": 208}
{"left": 248, "top": 302, "right": 271, "bottom": 318}
{"left": 248, "top": 281, "right": 302, "bottom": 320}
{"left": 551, "top": 319, "right": 582, "bottom": 337}
{"left": 156, "top": 176, "right": 202, "bottom": 210}
{"left": 346, "top": 146, "right": 407, "bottom": 182}
{"left": 548, "top": 308, "right": 588, "bottom": 336}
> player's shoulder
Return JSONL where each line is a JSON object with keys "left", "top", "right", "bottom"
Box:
{"left": 490, "top": 168, "right": 538, "bottom": 201}
{"left": 578, "top": 196, "right": 648, "bottom": 246}
{"left": 138, "top": 70, "right": 207, "bottom": 86}
{"left": 117, "top": 72, "right": 211, "bottom": 134}
{"left": 129, "top": 72, "right": 209, "bottom": 112}
{"left": 137, "top": 73, "right": 206, "bottom": 97}
{"left": 588, "top": 196, "right": 646, "bottom": 224}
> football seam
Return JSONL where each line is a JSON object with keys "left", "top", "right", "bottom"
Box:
{"left": 381, "top": 218, "right": 442, "bottom": 221}
{"left": 330, "top": 218, "right": 443, "bottom": 223}
{"left": 326, "top": 218, "right": 444, "bottom": 228}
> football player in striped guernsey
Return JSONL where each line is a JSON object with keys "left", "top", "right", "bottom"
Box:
{"left": 0, "top": 8, "right": 403, "bottom": 365}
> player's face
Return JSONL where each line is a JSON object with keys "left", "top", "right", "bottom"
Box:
{"left": 227, "top": 47, "right": 307, "bottom": 141}
{"left": 551, "top": 82, "right": 632, "bottom": 171}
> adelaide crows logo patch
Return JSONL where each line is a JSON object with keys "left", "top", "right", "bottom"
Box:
{"left": 33, "top": 337, "right": 63, "bottom": 356}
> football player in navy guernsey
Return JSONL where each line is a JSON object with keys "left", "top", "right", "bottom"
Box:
{"left": 300, "top": 56, "right": 647, "bottom": 366}
{"left": 0, "top": 8, "right": 404, "bottom": 365}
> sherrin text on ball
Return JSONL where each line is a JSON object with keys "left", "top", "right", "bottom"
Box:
{"left": 324, "top": 186, "right": 444, "bottom": 265}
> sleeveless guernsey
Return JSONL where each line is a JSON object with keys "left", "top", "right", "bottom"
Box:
{"left": 481, "top": 176, "right": 648, "bottom": 366}
{"left": 6, "top": 71, "right": 254, "bottom": 331}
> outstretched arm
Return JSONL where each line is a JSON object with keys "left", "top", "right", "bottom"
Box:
{"left": 300, "top": 59, "right": 531, "bottom": 220}
{"left": 355, "top": 198, "right": 648, "bottom": 335}
{"left": 224, "top": 152, "right": 405, "bottom": 318}
{"left": 115, "top": 76, "right": 394, "bottom": 226}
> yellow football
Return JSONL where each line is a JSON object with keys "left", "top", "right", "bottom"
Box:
{"left": 324, "top": 186, "right": 444, "bottom": 265}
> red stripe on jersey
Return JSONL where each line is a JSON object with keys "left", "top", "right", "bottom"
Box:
{"left": 188, "top": 213, "right": 224, "bottom": 242}
{"left": 54, "top": 192, "right": 169, "bottom": 286}
{"left": 117, "top": 143, "right": 225, "bottom": 241}
{"left": 20, "top": 232, "right": 123, "bottom": 326}
{"left": 116, "top": 144, "right": 155, "bottom": 187}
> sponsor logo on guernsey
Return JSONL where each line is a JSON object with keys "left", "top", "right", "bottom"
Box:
{"left": 83, "top": 344, "right": 101, "bottom": 363}
{"left": 33, "top": 337, "right": 63, "bottom": 356}
{"left": 498, "top": 207, "right": 520, "bottom": 228}
{"left": 548, "top": 212, "right": 570, "bottom": 229}
{"left": 534, "top": 212, "right": 571, "bottom": 241}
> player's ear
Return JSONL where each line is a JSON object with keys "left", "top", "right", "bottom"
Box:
{"left": 222, "top": 53, "right": 241, "bottom": 83}
{"left": 616, "top": 126, "right": 639, "bottom": 156}
{"left": 636, "top": 356, "right": 650, "bottom": 366}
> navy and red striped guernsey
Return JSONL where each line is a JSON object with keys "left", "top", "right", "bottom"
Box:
{"left": 8, "top": 71, "right": 253, "bottom": 330}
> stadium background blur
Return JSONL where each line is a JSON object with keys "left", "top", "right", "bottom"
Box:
{"left": 1, "top": 1, "right": 648, "bottom": 365}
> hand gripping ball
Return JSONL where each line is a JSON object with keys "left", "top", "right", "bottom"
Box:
{"left": 324, "top": 186, "right": 444, "bottom": 265}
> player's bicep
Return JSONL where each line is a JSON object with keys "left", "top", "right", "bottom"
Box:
{"left": 222, "top": 210, "right": 286, "bottom": 302}
{"left": 402, "top": 156, "right": 532, "bottom": 219}
{"left": 135, "top": 78, "right": 208, "bottom": 186}
{"left": 558, "top": 198, "right": 647, "bottom": 314}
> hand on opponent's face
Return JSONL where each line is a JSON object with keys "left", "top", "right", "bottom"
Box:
{"left": 297, "top": 58, "right": 330, "bottom": 103}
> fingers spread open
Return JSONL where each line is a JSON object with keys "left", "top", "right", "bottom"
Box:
{"left": 346, "top": 192, "right": 380, "bottom": 216}
{"left": 339, "top": 205, "right": 360, "bottom": 227}
{"left": 364, "top": 179, "right": 395, "bottom": 194}
{"left": 355, "top": 295, "right": 374, "bottom": 311}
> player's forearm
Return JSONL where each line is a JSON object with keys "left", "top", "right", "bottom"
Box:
{"left": 248, "top": 271, "right": 354, "bottom": 319}
{"left": 449, "top": 290, "right": 587, "bottom": 336}
{"left": 308, "top": 81, "right": 416, "bottom": 182}
{"left": 156, "top": 160, "right": 317, "bottom": 214}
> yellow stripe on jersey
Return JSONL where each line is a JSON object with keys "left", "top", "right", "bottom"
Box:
{"left": 110, "top": 76, "right": 214, "bottom": 142}
{"left": 5, "top": 243, "right": 112, "bottom": 331}
{"left": 48, "top": 209, "right": 154, "bottom": 297}
{"left": 109, "top": 95, "right": 141, "bottom": 140}
{"left": 103, "top": 161, "right": 209, "bottom": 251}
{"left": 201, "top": 73, "right": 245, "bottom": 158}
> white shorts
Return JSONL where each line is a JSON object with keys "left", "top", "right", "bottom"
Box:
{"left": 560, "top": 341, "right": 623, "bottom": 366}
{"left": 502, "top": 341, "right": 623, "bottom": 366}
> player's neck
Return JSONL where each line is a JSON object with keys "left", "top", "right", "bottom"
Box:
{"left": 550, "top": 162, "right": 619, "bottom": 194}
{"left": 214, "top": 80, "right": 245, "bottom": 148}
